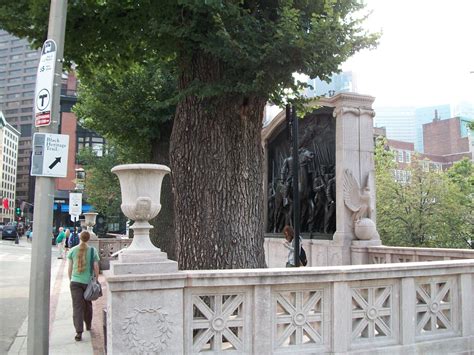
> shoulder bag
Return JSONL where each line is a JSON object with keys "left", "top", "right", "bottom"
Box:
{"left": 84, "top": 247, "right": 102, "bottom": 301}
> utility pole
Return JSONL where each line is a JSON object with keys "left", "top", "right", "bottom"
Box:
{"left": 27, "top": 1, "right": 68, "bottom": 354}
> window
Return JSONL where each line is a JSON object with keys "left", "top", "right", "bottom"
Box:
{"left": 405, "top": 151, "right": 411, "bottom": 163}
{"left": 6, "top": 101, "right": 20, "bottom": 108}
{"left": 25, "top": 52, "right": 38, "bottom": 58}
{"left": 23, "top": 83, "right": 35, "bottom": 89}
{"left": 9, "top": 54, "right": 22, "bottom": 60}
{"left": 7, "top": 84, "right": 21, "bottom": 91}
{"left": 8, "top": 77, "right": 21, "bottom": 84}
{"left": 76, "top": 125, "right": 106, "bottom": 159}
{"left": 23, "top": 75, "right": 36, "bottom": 81}
{"left": 8, "top": 69, "right": 21, "bottom": 75}
{"left": 398, "top": 150, "right": 403, "bottom": 163}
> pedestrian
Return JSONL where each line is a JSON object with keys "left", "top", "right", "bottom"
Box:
{"left": 25, "top": 226, "right": 32, "bottom": 242}
{"left": 56, "top": 227, "right": 66, "bottom": 259}
{"left": 64, "top": 228, "right": 70, "bottom": 251}
{"left": 282, "top": 225, "right": 303, "bottom": 267}
{"left": 67, "top": 230, "right": 100, "bottom": 341}
{"left": 69, "top": 227, "right": 80, "bottom": 248}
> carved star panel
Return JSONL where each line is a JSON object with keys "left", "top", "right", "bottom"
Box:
{"left": 273, "top": 289, "right": 326, "bottom": 350}
{"left": 191, "top": 293, "right": 245, "bottom": 353}
{"left": 351, "top": 285, "right": 393, "bottom": 343}
{"left": 415, "top": 277, "right": 459, "bottom": 338}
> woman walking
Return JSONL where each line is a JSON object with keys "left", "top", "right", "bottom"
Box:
{"left": 282, "top": 225, "right": 303, "bottom": 267}
{"left": 67, "top": 231, "right": 100, "bottom": 341}
{"left": 56, "top": 227, "right": 66, "bottom": 259}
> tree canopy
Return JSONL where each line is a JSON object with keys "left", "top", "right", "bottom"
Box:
{"left": 0, "top": 0, "right": 378, "bottom": 101}
{"left": 1, "top": 0, "right": 379, "bottom": 269}
{"left": 375, "top": 139, "right": 473, "bottom": 249}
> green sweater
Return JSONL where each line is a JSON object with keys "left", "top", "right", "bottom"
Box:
{"left": 68, "top": 245, "right": 100, "bottom": 284}
{"left": 56, "top": 231, "right": 66, "bottom": 243}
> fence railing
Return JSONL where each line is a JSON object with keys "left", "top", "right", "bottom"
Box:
{"left": 97, "top": 238, "right": 131, "bottom": 270}
{"left": 367, "top": 245, "right": 474, "bottom": 264}
{"left": 106, "top": 259, "right": 474, "bottom": 354}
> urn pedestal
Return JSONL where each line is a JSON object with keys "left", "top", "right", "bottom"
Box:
{"left": 109, "top": 164, "right": 178, "bottom": 274}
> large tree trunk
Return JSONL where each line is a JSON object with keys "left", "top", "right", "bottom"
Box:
{"left": 170, "top": 55, "right": 267, "bottom": 270}
{"left": 149, "top": 120, "right": 176, "bottom": 260}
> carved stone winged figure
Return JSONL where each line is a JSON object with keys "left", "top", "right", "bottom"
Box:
{"left": 343, "top": 169, "right": 373, "bottom": 222}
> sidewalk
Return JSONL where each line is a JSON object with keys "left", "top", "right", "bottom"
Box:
{"left": 8, "top": 249, "right": 106, "bottom": 355}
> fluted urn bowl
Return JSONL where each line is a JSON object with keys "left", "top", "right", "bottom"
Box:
{"left": 111, "top": 164, "right": 170, "bottom": 222}
{"left": 83, "top": 212, "right": 98, "bottom": 228}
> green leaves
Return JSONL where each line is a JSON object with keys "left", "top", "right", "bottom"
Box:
{"left": 73, "top": 60, "right": 177, "bottom": 162}
{"left": 375, "top": 140, "right": 473, "bottom": 249}
{"left": 0, "top": 0, "right": 378, "bottom": 104}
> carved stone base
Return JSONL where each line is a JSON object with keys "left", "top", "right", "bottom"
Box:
{"left": 110, "top": 250, "right": 178, "bottom": 275}
{"left": 351, "top": 239, "right": 382, "bottom": 265}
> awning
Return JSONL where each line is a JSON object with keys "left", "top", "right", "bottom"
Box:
{"left": 53, "top": 203, "right": 93, "bottom": 213}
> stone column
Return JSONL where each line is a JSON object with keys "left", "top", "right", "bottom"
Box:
{"left": 104, "top": 164, "right": 182, "bottom": 354}
{"left": 328, "top": 93, "right": 381, "bottom": 265}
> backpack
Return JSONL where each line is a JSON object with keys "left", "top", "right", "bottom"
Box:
{"left": 69, "top": 232, "right": 79, "bottom": 248}
{"left": 299, "top": 246, "right": 308, "bottom": 266}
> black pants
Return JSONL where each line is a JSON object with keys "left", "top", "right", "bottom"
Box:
{"left": 70, "top": 281, "right": 93, "bottom": 333}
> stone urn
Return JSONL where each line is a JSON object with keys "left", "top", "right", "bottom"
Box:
{"left": 111, "top": 164, "right": 170, "bottom": 253}
{"left": 354, "top": 218, "right": 378, "bottom": 240}
{"left": 83, "top": 212, "right": 98, "bottom": 239}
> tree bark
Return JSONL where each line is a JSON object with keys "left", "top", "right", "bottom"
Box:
{"left": 170, "top": 54, "right": 267, "bottom": 270}
{"left": 149, "top": 120, "right": 176, "bottom": 260}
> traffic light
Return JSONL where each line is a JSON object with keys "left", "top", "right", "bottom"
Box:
{"left": 15, "top": 207, "right": 21, "bottom": 216}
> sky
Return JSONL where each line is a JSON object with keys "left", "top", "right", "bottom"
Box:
{"left": 341, "top": 0, "right": 474, "bottom": 107}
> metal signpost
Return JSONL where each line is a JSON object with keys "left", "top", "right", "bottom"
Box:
{"left": 286, "top": 105, "right": 301, "bottom": 267}
{"left": 27, "top": 1, "right": 68, "bottom": 354}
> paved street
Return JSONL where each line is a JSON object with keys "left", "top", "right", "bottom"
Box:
{"left": 0, "top": 239, "right": 31, "bottom": 353}
{"left": 0, "top": 238, "right": 60, "bottom": 353}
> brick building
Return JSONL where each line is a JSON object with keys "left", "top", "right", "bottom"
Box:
{"left": 422, "top": 117, "right": 472, "bottom": 168}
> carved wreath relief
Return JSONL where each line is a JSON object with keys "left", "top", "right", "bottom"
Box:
{"left": 191, "top": 293, "right": 245, "bottom": 353}
{"left": 274, "top": 289, "right": 324, "bottom": 349}
{"left": 122, "top": 307, "right": 173, "bottom": 354}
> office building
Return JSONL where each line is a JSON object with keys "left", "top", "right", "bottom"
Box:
{"left": 0, "top": 110, "right": 20, "bottom": 223}
{"left": 304, "top": 71, "right": 357, "bottom": 98}
{"left": 374, "top": 106, "right": 416, "bottom": 144}
{"left": 0, "top": 29, "right": 41, "bottom": 207}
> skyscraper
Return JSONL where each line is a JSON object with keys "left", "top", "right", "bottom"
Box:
{"left": 0, "top": 29, "right": 41, "bottom": 206}
{"left": 0, "top": 110, "right": 20, "bottom": 223}
{"left": 304, "top": 71, "right": 357, "bottom": 98}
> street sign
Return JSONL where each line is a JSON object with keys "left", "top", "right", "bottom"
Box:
{"left": 69, "top": 192, "right": 82, "bottom": 216}
{"left": 34, "top": 39, "right": 57, "bottom": 127}
{"left": 30, "top": 133, "right": 69, "bottom": 177}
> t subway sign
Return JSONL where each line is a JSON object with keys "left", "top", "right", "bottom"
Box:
{"left": 34, "top": 39, "right": 57, "bottom": 127}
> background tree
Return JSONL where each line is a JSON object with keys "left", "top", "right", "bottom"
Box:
{"left": 74, "top": 62, "right": 177, "bottom": 257}
{"left": 375, "top": 139, "right": 473, "bottom": 249}
{"left": 0, "top": 0, "right": 378, "bottom": 269}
